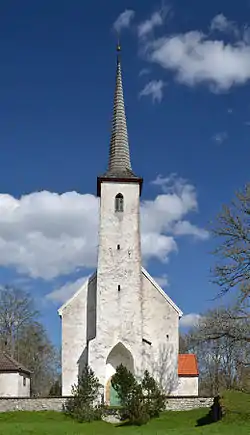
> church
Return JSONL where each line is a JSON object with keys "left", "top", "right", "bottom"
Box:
{"left": 58, "top": 46, "right": 199, "bottom": 403}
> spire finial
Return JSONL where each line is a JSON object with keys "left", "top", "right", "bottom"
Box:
{"left": 116, "top": 35, "right": 121, "bottom": 53}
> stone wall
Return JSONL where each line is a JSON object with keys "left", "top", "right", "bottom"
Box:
{"left": 0, "top": 397, "right": 68, "bottom": 412}
{"left": 0, "top": 396, "right": 213, "bottom": 413}
{"left": 165, "top": 397, "right": 213, "bottom": 411}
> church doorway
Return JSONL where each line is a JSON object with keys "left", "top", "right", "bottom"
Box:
{"left": 105, "top": 342, "right": 134, "bottom": 406}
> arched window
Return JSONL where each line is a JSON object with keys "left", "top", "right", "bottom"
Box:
{"left": 115, "top": 193, "right": 124, "bottom": 212}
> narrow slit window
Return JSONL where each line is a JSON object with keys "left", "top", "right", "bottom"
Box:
{"left": 117, "top": 244, "right": 120, "bottom": 250}
{"left": 118, "top": 285, "right": 121, "bottom": 291}
{"left": 115, "top": 193, "right": 124, "bottom": 212}
{"left": 142, "top": 338, "right": 152, "bottom": 346}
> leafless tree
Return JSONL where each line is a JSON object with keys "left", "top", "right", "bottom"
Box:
{"left": 18, "top": 322, "right": 60, "bottom": 396}
{"left": 212, "top": 184, "right": 250, "bottom": 342}
{"left": 183, "top": 307, "right": 250, "bottom": 395}
{"left": 213, "top": 183, "right": 250, "bottom": 341}
{"left": 0, "top": 286, "right": 38, "bottom": 357}
{"left": 179, "top": 334, "right": 189, "bottom": 354}
{"left": 0, "top": 286, "right": 60, "bottom": 396}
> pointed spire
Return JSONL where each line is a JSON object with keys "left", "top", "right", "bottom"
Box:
{"left": 105, "top": 43, "right": 134, "bottom": 177}
{"left": 97, "top": 44, "right": 143, "bottom": 196}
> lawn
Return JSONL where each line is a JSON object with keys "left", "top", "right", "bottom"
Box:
{"left": 0, "top": 407, "right": 249, "bottom": 435}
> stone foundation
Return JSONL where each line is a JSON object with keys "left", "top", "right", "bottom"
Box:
{"left": 0, "top": 396, "right": 213, "bottom": 413}
{"left": 165, "top": 397, "right": 213, "bottom": 411}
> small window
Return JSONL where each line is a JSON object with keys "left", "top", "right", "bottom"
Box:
{"left": 117, "top": 244, "right": 120, "bottom": 250}
{"left": 23, "top": 377, "right": 26, "bottom": 387}
{"left": 115, "top": 193, "right": 124, "bottom": 212}
{"left": 118, "top": 285, "right": 121, "bottom": 291}
{"left": 142, "top": 338, "right": 152, "bottom": 346}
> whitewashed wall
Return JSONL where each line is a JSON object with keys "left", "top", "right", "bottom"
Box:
{"left": 0, "top": 372, "right": 30, "bottom": 397}
{"left": 89, "top": 181, "right": 143, "bottom": 386}
{"left": 175, "top": 377, "right": 199, "bottom": 396}
{"left": 60, "top": 274, "right": 97, "bottom": 396}
{"left": 141, "top": 270, "right": 180, "bottom": 394}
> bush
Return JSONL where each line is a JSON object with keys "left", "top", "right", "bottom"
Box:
{"left": 127, "top": 383, "right": 150, "bottom": 426}
{"left": 142, "top": 370, "right": 165, "bottom": 418}
{"left": 111, "top": 365, "right": 163, "bottom": 426}
{"left": 64, "top": 365, "right": 103, "bottom": 423}
{"left": 111, "top": 364, "right": 136, "bottom": 408}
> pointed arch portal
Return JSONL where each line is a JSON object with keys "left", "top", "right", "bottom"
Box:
{"left": 105, "top": 342, "right": 134, "bottom": 405}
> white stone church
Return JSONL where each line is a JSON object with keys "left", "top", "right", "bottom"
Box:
{"left": 58, "top": 47, "right": 199, "bottom": 403}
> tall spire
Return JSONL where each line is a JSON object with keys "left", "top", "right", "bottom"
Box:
{"left": 97, "top": 43, "right": 143, "bottom": 196}
{"left": 105, "top": 43, "right": 134, "bottom": 177}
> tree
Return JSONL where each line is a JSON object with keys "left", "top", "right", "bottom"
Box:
{"left": 64, "top": 365, "right": 103, "bottom": 422}
{"left": 0, "top": 286, "right": 38, "bottom": 357}
{"left": 183, "top": 307, "right": 250, "bottom": 395}
{"left": 179, "top": 335, "right": 189, "bottom": 353}
{"left": 111, "top": 364, "right": 137, "bottom": 407}
{"left": 0, "top": 286, "right": 60, "bottom": 396}
{"left": 18, "top": 322, "right": 60, "bottom": 396}
{"left": 111, "top": 365, "right": 165, "bottom": 425}
{"left": 49, "top": 379, "right": 62, "bottom": 397}
{"left": 212, "top": 184, "right": 250, "bottom": 342}
{"left": 141, "top": 370, "right": 165, "bottom": 418}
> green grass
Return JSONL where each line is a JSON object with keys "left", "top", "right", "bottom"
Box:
{"left": 0, "top": 407, "right": 249, "bottom": 435}
{"left": 221, "top": 390, "right": 250, "bottom": 419}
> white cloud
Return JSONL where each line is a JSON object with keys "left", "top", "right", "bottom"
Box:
{"left": 113, "top": 10, "right": 135, "bottom": 33}
{"left": 180, "top": 313, "right": 201, "bottom": 328}
{"left": 139, "top": 80, "right": 165, "bottom": 103}
{"left": 0, "top": 175, "right": 208, "bottom": 280}
{"left": 47, "top": 276, "right": 89, "bottom": 303}
{"left": 173, "top": 220, "right": 209, "bottom": 240}
{"left": 138, "top": 12, "right": 164, "bottom": 38}
{"left": 0, "top": 191, "right": 99, "bottom": 280}
{"left": 141, "top": 15, "right": 250, "bottom": 92}
{"left": 212, "top": 131, "right": 228, "bottom": 144}
{"left": 142, "top": 233, "right": 177, "bottom": 263}
{"left": 210, "top": 14, "right": 239, "bottom": 37}
{"left": 139, "top": 68, "right": 151, "bottom": 77}
{"left": 153, "top": 274, "right": 169, "bottom": 288}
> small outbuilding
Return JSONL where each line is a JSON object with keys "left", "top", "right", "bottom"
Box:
{"left": 0, "top": 352, "right": 31, "bottom": 397}
{"left": 177, "top": 354, "right": 199, "bottom": 396}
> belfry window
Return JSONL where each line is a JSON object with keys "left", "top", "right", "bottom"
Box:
{"left": 115, "top": 193, "right": 124, "bottom": 212}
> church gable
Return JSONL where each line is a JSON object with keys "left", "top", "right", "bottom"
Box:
{"left": 141, "top": 267, "right": 183, "bottom": 317}
{"left": 58, "top": 272, "right": 97, "bottom": 317}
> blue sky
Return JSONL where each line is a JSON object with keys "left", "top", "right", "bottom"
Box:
{"left": 0, "top": 0, "right": 250, "bottom": 346}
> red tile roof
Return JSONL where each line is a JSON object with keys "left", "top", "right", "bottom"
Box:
{"left": 178, "top": 354, "right": 199, "bottom": 377}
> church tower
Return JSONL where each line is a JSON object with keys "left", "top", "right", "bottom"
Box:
{"left": 88, "top": 45, "right": 144, "bottom": 386}
{"left": 59, "top": 45, "right": 184, "bottom": 400}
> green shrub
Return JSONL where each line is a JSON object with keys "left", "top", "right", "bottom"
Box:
{"left": 111, "top": 365, "right": 164, "bottom": 426}
{"left": 142, "top": 370, "right": 165, "bottom": 418}
{"left": 111, "top": 364, "right": 136, "bottom": 408}
{"left": 127, "top": 383, "right": 150, "bottom": 426}
{"left": 64, "top": 365, "right": 103, "bottom": 423}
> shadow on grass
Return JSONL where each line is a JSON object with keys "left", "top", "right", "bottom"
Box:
{"left": 196, "top": 411, "right": 214, "bottom": 427}
{"left": 196, "top": 397, "right": 222, "bottom": 427}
